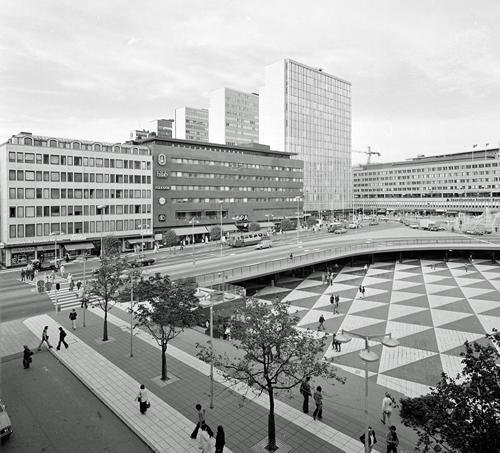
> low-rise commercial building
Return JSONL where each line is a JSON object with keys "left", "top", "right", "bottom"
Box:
{"left": 353, "top": 148, "right": 500, "bottom": 215}
{"left": 0, "top": 132, "right": 153, "bottom": 267}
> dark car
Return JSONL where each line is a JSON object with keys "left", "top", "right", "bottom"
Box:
{"left": 131, "top": 256, "right": 155, "bottom": 267}
{"left": 368, "top": 222, "right": 379, "bottom": 226}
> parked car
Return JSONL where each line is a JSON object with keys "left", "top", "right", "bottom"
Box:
{"left": 334, "top": 228, "right": 348, "bottom": 234}
{"left": 410, "top": 224, "right": 419, "bottom": 229}
{"left": 348, "top": 223, "right": 361, "bottom": 229}
{"left": 255, "top": 240, "right": 272, "bottom": 250}
{"left": 429, "top": 226, "right": 439, "bottom": 231}
{"left": 0, "top": 400, "right": 12, "bottom": 439}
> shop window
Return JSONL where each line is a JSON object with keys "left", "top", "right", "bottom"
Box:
{"left": 9, "top": 225, "right": 16, "bottom": 238}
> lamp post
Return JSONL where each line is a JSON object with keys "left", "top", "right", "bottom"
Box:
{"left": 120, "top": 269, "right": 140, "bottom": 358}
{"left": 295, "top": 196, "right": 301, "bottom": 244}
{"left": 49, "top": 231, "right": 64, "bottom": 266}
{"left": 199, "top": 297, "right": 215, "bottom": 409}
{"left": 265, "top": 214, "right": 274, "bottom": 238}
{"left": 189, "top": 219, "right": 199, "bottom": 271}
{"left": 218, "top": 201, "right": 224, "bottom": 256}
{"left": 335, "top": 330, "right": 400, "bottom": 453}
{"left": 97, "top": 204, "right": 107, "bottom": 258}
{"left": 139, "top": 224, "right": 150, "bottom": 255}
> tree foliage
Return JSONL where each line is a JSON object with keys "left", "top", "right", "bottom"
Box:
{"left": 133, "top": 273, "right": 201, "bottom": 381}
{"left": 102, "top": 235, "right": 121, "bottom": 256}
{"left": 196, "top": 298, "right": 344, "bottom": 451}
{"left": 399, "top": 330, "right": 500, "bottom": 453}
{"left": 248, "top": 221, "right": 261, "bottom": 232}
{"left": 210, "top": 225, "right": 222, "bottom": 241}
{"left": 306, "top": 216, "right": 317, "bottom": 228}
{"left": 162, "top": 230, "right": 178, "bottom": 252}
{"left": 84, "top": 255, "right": 130, "bottom": 341}
{"left": 280, "top": 218, "right": 294, "bottom": 232}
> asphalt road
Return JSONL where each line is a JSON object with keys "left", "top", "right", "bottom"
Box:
{"left": 0, "top": 350, "right": 152, "bottom": 453}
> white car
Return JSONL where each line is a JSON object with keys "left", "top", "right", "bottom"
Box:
{"left": 348, "top": 223, "right": 361, "bottom": 229}
{"left": 255, "top": 240, "right": 272, "bottom": 250}
{"left": 0, "top": 400, "right": 12, "bottom": 439}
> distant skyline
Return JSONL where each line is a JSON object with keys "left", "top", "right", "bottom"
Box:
{"left": 1, "top": 0, "right": 499, "bottom": 165}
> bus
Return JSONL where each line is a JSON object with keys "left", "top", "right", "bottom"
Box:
{"left": 227, "top": 232, "right": 269, "bottom": 247}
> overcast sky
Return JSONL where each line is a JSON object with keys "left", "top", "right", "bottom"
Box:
{"left": 1, "top": 0, "right": 499, "bottom": 165}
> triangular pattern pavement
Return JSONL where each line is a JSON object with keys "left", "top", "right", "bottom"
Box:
{"left": 260, "top": 257, "right": 500, "bottom": 398}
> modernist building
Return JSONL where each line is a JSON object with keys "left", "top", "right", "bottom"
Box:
{"left": 135, "top": 136, "right": 304, "bottom": 240}
{"left": 353, "top": 148, "right": 500, "bottom": 215}
{"left": 174, "top": 107, "right": 209, "bottom": 142}
{"left": 0, "top": 132, "right": 153, "bottom": 267}
{"left": 259, "top": 59, "right": 352, "bottom": 215}
{"left": 209, "top": 87, "right": 259, "bottom": 146}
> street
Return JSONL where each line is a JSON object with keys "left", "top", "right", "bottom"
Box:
{"left": 0, "top": 350, "right": 152, "bottom": 453}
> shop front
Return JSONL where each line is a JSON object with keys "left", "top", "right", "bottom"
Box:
{"left": 63, "top": 242, "right": 95, "bottom": 259}
{"left": 10, "top": 246, "right": 36, "bottom": 267}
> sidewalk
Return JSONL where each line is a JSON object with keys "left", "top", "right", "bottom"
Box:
{"left": 16, "top": 307, "right": 391, "bottom": 453}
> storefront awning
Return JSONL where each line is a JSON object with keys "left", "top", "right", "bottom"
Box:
{"left": 221, "top": 225, "right": 238, "bottom": 232}
{"left": 127, "top": 238, "right": 155, "bottom": 245}
{"left": 172, "top": 226, "right": 209, "bottom": 235}
{"left": 65, "top": 243, "right": 95, "bottom": 251}
{"left": 259, "top": 222, "right": 276, "bottom": 228}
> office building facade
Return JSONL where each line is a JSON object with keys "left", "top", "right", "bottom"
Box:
{"left": 135, "top": 137, "right": 303, "bottom": 240}
{"left": 209, "top": 87, "right": 259, "bottom": 146}
{"left": 353, "top": 148, "right": 500, "bottom": 215}
{"left": 259, "top": 59, "right": 352, "bottom": 215}
{"left": 174, "top": 107, "right": 209, "bottom": 142}
{"left": 0, "top": 132, "right": 153, "bottom": 267}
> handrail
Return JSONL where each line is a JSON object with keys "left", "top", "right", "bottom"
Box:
{"left": 195, "top": 236, "right": 500, "bottom": 285}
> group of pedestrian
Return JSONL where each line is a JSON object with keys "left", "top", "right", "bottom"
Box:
{"left": 359, "top": 285, "right": 366, "bottom": 298}
{"left": 300, "top": 378, "right": 323, "bottom": 421}
{"left": 331, "top": 333, "right": 341, "bottom": 352}
{"left": 185, "top": 403, "right": 225, "bottom": 452}
{"left": 329, "top": 294, "right": 340, "bottom": 314}
{"left": 20, "top": 263, "right": 38, "bottom": 281}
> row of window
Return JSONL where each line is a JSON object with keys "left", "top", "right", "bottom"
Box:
{"left": 9, "top": 170, "right": 151, "bottom": 185}
{"left": 10, "top": 136, "right": 150, "bottom": 155}
{"left": 9, "top": 204, "right": 152, "bottom": 218}
{"left": 9, "top": 218, "right": 149, "bottom": 239}
{"left": 170, "top": 158, "right": 302, "bottom": 172}
{"left": 356, "top": 161, "right": 500, "bottom": 176}
{"left": 170, "top": 185, "right": 298, "bottom": 192}
{"left": 170, "top": 171, "right": 300, "bottom": 182}
{"left": 9, "top": 188, "right": 151, "bottom": 200}
{"left": 172, "top": 197, "right": 298, "bottom": 203}
{"left": 8, "top": 151, "right": 151, "bottom": 168}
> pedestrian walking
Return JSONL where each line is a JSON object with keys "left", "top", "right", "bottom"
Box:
{"left": 135, "top": 384, "right": 150, "bottom": 415}
{"left": 299, "top": 377, "right": 312, "bottom": 413}
{"left": 56, "top": 327, "right": 69, "bottom": 350}
{"left": 289, "top": 252, "right": 293, "bottom": 261}
{"left": 386, "top": 425, "right": 399, "bottom": 453}
{"left": 224, "top": 325, "right": 231, "bottom": 341}
{"left": 329, "top": 294, "right": 335, "bottom": 311}
{"left": 69, "top": 309, "right": 78, "bottom": 330}
{"left": 45, "top": 279, "right": 53, "bottom": 292}
{"left": 329, "top": 273, "right": 333, "bottom": 286}
{"left": 464, "top": 263, "right": 468, "bottom": 272}
{"left": 215, "top": 425, "right": 226, "bottom": 453}
{"left": 78, "top": 287, "right": 85, "bottom": 307}
{"left": 359, "top": 285, "right": 363, "bottom": 297}
{"left": 37, "top": 326, "right": 53, "bottom": 350}
{"left": 191, "top": 404, "right": 214, "bottom": 439}
{"left": 335, "top": 293, "right": 340, "bottom": 308}
{"left": 50, "top": 270, "right": 56, "bottom": 282}
{"left": 359, "top": 427, "right": 377, "bottom": 453}
{"left": 332, "top": 333, "right": 341, "bottom": 352}
{"left": 364, "top": 264, "right": 368, "bottom": 274}
{"left": 381, "top": 392, "right": 393, "bottom": 425}
{"left": 23, "top": 345, "right": 33, "bottom": 369}
{"left": 317, "top": 314, "right": 326, "bottom": 331}
{"left": 60, "top": 264, "right": 65, "bottom": 278}
{"left": 199, "top": 424, "right": 212, "bottom": 453}
{"left": 312, "top": 386, "right": 323, "bottom": 420}
{"left": 20, "top": 269, "right": 26, "bottom": 282}
{"left": 76, "top": 280, "right": 82, "bottom": 290}
{"left": 333, "top": 295, "right": 339, "bottom": 314}
{"left": 362, "top": 286, "right": 366, "bottom": 298}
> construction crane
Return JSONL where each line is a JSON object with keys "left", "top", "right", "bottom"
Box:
{"left": 352, "top": 146, "right": 381, "bottom": 164}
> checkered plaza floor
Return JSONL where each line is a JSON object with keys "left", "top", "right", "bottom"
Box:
{"left": 253, "top": 258, "right": 500, "bottom": 397}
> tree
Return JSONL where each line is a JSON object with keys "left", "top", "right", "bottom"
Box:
{"left": 102, "top": 235, "right": 121, "bottom": 256}
{"left": 210, "top": 225, "right": 222, "bottom": 242}
{"left": 248, "top": 221, "right": 261, "bottom": 232}
{"left": 163, "top": 230, "right": 178, "bottom": 253}
{"left": 84, "top": 255, "right": 130, "bottom": 341}
{"left": 134, "top": 273, "right": 200, "bottom": 381}
{"left": 306, "top": 216, "right": 317, "bottom": 229}
{"left": 196, "top": 298, "right": 344, "bottom": 451}
{"left": 399, "top": 330, "right": 500, "bottom": 453}
{"left": 280, "top": 218, "right": 294, "bottom": 232}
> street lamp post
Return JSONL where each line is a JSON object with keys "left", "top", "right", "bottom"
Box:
{"left": 295, "top": 196, "right": 301, "bottom": 244}
{"left": 139, "top": 224, "right": 150, "bottom": 255}
{"left": 218, "top": 201, "right": 224, "bottom": 256}
{"left": 199, "top": 297, "right": 215, "bottom": 409}
{"left": 335, "top": 330, "right": 400, "bottom": 453}
{"left": 97, "top": 205, "right": 107, "bottom": 258}
{"left": 49, "top": 231, "right": 64, "bottom": 313}
{"left": 189, "top": 219, "right": 199, "bottom": 271}
{"left": 120, "top": 269, "right": 140, "bottom": 358}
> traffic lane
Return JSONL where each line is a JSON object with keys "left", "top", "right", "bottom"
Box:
{"left": 0, "top": 273, "right": 54, "bottom": 323}
{"left": 0, "top": 351, "right": 151, "bottom": 453}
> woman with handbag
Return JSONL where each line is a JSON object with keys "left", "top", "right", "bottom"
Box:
{"left": 135, "top": 384, "right": 149, "bottom": 415}
{"left": 23, "top": 345, "right": 33, "bottom": 369}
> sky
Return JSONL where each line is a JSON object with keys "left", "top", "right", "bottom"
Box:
{"left": 1, "top": 0, "right": 499, "bottom": 165}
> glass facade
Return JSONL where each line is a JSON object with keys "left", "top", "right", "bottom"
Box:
{"left": 174, "top": 107, "right": 209, "bottom": 142}
{"left": 260, "top": 59, "right": 352, "bottom": 213}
